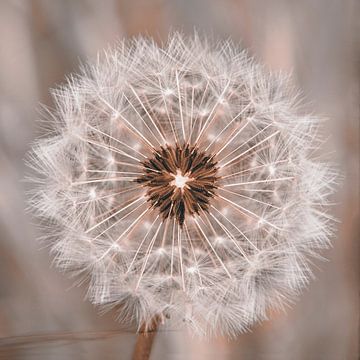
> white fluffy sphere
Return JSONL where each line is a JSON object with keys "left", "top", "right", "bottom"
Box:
{"left": 27, "top": 33, "right": 336, "bottom": 337}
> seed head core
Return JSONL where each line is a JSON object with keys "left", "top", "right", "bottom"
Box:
{"left": 136, "top": 144, "right": 218, "bottom": 225}
{"left": 172, "top": 170, "right": 189, "bottom": 189}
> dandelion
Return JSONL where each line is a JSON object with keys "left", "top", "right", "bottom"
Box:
{"left": 27, "top": 33, "right": 336, "bottom": 339}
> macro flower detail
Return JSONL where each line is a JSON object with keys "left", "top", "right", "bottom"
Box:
{"left": 27, "top": 33, "right": 335, "bottom": 337}
{"left": 136, "top": 144, "right": 218, "bottom": 225}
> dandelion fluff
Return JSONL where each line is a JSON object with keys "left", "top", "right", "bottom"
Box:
{"left": 27, "top": 33, "right": 336, "bottom": 337}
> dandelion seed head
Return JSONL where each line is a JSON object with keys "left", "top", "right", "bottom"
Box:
{"left": 27, "top": 32, "right": 336, "bottom": 337}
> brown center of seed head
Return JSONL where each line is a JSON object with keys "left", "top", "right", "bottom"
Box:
{"left": 135, "top": 144, "right": 219, "bottom": 225}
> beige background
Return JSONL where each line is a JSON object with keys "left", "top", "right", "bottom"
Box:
{"left": 0, "top": 0, "right": 358, "bottom": 359}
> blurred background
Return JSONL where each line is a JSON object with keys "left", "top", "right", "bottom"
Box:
{"left": 0, "top": 0, "right": 358, "bottom": 359}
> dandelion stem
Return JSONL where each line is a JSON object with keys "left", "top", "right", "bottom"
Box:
{"left": 132, "top": 317, "right": 160, "bottom": 360}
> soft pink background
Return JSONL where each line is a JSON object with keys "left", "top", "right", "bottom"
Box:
{"left": 0, "top": 1, "right": 358, "bottom": 359}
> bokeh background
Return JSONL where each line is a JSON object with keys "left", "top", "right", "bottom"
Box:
{"left": 0, "top": 1, "right": 359, "bottom": 359}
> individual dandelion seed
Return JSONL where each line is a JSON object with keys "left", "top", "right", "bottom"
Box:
{"left": 27, "top": 32, "right": 337, "bottom": 338}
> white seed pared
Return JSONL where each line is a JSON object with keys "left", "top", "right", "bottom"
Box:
{"left": 27, "top": 32, "right": 336, "bottom": 337}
